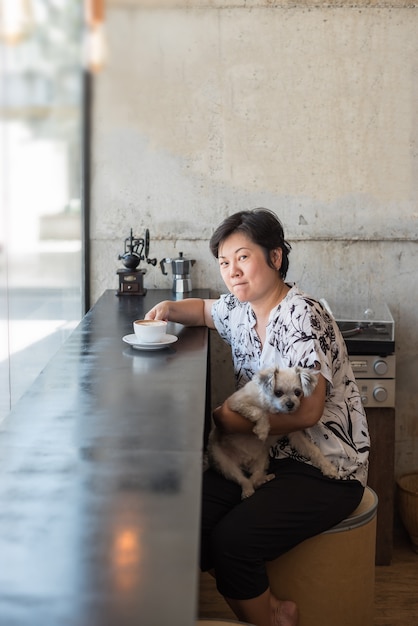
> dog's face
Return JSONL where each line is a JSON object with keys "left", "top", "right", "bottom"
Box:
{"left": 255, "top": 366, "right": 319, "bottom": 413}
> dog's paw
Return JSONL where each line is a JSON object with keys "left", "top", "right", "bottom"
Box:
{"left": 252, "top": 472, "right": 275, "bottom": 489}
{"left": 323, "top": 465, "right": 339, "bottom": 479}
{"left": 241, "top": 486, "right": 255, "bottom": 499}
{"left": 318, "top": 460, "right": 339, "bottom": 478}
{"left": 252, "top": 422, "right": 269, "bottom": 441}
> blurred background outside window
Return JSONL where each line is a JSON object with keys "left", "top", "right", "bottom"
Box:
{"left": 0, "top": 0, "right": 84, "bottom": 420}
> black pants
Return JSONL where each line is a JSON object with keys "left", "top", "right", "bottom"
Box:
{"left": 200, "top": 458, "right": 364, "bottom": 600}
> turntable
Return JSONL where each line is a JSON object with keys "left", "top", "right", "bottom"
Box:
{"left": 321, "top": 299, "right": 395, "bottom": 356}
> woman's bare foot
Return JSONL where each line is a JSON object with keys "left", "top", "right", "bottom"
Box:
{"left": 270, "top": 594, "right": 298, "bottom": 626}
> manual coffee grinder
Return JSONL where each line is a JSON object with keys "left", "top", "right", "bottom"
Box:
{"left": 160, "top": 252, "right": 196, "bottom": 294}
{"left": 116, "top": 228, "right": 157, "bottom": 296}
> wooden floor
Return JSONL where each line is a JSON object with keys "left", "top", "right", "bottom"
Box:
{"left": 198, "top": 527, "right": 418, "bottom": 626}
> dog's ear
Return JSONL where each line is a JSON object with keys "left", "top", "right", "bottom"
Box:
{"left": 255, "top": 367, "right": 278, "bottom": 394}
{"left": 297, "top": 367, "right": 320, "bottom": 397}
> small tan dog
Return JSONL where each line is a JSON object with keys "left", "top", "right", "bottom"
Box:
{"left": 207, "top": 365, "right": 338, "bottom": 499}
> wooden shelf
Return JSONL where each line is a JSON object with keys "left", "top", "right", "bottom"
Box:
{"left": 366, "top": 407, "right": 395, "bottom": 565}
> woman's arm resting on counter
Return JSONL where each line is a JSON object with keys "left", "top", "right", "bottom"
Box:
{"left": 145, "top": 298, "right": 217, "bottom": 329}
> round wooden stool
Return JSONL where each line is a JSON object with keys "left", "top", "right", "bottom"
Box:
{"left": 266, "top": 486, "right": 378, "bottom": 626}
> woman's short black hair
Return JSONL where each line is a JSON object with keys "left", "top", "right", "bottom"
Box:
{"left": 209, "top": 208, "right": 292, "bottom": 279}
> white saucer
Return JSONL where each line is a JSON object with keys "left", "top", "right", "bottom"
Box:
{"left": 122, "top": 333, "right": 178, "bottom": 351}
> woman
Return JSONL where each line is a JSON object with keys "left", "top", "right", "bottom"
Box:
{"left": 145, "top": 208, "right": 369, "bottom": 626}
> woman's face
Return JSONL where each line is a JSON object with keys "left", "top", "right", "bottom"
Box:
{"left": 218, "top": 232, "right": 282, "bottom": 303}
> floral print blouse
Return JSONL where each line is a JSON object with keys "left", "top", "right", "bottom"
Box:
{"left": 211, "top": 285, "right": 370, "bottom": 486}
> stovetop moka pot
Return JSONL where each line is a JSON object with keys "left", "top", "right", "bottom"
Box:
{"left": 160, "top": 252, "right": 196, "bottom": 293}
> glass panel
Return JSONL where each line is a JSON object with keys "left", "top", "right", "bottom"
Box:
{"left": 0, "top": 1, "right": 84, "bottom": 419}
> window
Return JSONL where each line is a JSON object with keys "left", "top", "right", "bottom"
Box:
{"left": 0, "top": 1, "right": 85, "bottom": 419}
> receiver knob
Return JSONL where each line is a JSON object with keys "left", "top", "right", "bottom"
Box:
{"left": 373, "top": 387, "right": 388, "bottom": 403}
{"left": 374, "top": 360, "right": 388, "bottom": 376}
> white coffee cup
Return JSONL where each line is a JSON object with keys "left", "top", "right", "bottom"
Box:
{"left": 133, "top": 319, "right": 167, "bottom": 343}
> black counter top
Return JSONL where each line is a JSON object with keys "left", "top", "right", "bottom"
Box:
{"left": 0, "top": 289, "right": 210, "bottom": 626}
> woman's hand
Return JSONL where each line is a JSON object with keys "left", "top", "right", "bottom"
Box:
{"left": 145, "top": 301, "right": 171, "bottom": 321}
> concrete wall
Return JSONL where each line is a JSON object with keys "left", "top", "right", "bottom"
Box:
{"left": 91, "top": 0, "right": 418, "bottom": 478}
